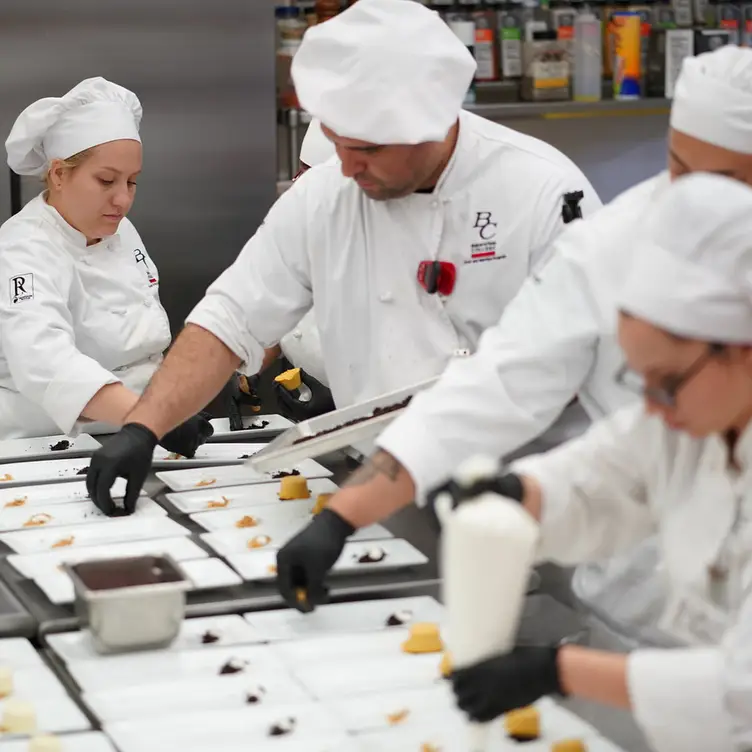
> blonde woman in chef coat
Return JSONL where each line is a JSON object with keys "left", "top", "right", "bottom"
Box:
{"left": 0, "top": 79, "right": 211, "bottom": 500}
{"left": 448, "top": 173, "right": 752, "bottom": 752}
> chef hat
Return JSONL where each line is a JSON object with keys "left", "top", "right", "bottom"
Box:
{"left": 670, "top": 45, "right": 752, "bottom": 155}
{"left": 619, "top": 173, "right": 752, "bottom": 343}
{"left": 300, "top": 118, "right": 336, "bottom": 168}
{"left": 6, "top": 77, "right": 142, "bottom": 177}
{"left": 291, "top": 0, "right": 476, "bottom": 145}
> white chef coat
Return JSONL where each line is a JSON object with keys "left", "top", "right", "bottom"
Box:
{"left": 511, "top": 403, "right": 752, "bottom": 752}
{"left": 377, "top": 173, "right": 669, "bottom": 644}
{"left": 0, "top": 194, "right": 171, "bottom": 439}
{"left": 187, "top": 110, "right": 601, "bottom": 409}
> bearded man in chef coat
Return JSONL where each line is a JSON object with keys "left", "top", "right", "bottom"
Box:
{"left": 87, "top": 0, "right": 600, "bottom": 512}
{"left": 276, "top": 45, "right": 752, "bottom": 634}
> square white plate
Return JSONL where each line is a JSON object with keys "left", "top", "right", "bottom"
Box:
{"left": 0, "top": 497, "right": 164, "bottom": 533}
{"left": 0, "top": 638, "right": 47, "bottom": 670}
{"left": 208, "top": 415, "right": 294, "bottom": 442}
{"left": 0, "top": 693, "right": 91, "bottom": 739}
{"left": 8, "top": 536, "right": 206, "bottom": 579}
{"left": 292, "top": 653, "right": 444, "bottom": 700}
{"left": 152, "top": 443, "right": 266, "bottom": 469}
{"left": 33, "top": 556, "right": 241, "bottom": 606}
{"left": 0, "top": 731, "right": 116, "bottom": 752}
{"left": 0, "top": 458, "right": 94, "bottom": 488}
{"left": 0, "top": 434, "right": 101, "bottom": 464}
{"left": 166, "top": 478, "right": 339, "bottom": 515}
{"left": 179, "top": 558, "right": 243, "bottom": 590}
{"left": 104, "top": 701, "right": 342, "bottom": 752}
{"left": 48, "top": 615, "right": 262, "bottom": 663}
{"left": 189, "top": 497, "right": 327, "bottom": 530}
{"left": 83, "top": 670, "right": 312, "bottom": 724}
{"left": 243, "top": 596, "right": 444, "bottom": 643}
{"left": 200, "top": 522, "right": 393, "bottom": 558}
{"left": 0, "top": 516, "right": 190, "bottom": 555}
{"left": 0, "top": 479, "right": 135, "bottom": 510}
{"left": 66, "top": 643, "right": 286, "bottom": 693}
{"left": 228, "top": 538, "right": 428, "bottom": 583}
{"left": 155, "top": 461, "right": 333, "bottom": 493}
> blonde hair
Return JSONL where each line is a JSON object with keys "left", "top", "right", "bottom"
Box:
{"left": 44, "top": 146, "right": 97, "bottom": 189}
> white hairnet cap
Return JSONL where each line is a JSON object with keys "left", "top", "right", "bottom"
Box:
{"left": 6, "top": 77, "right": 142, "bottom": 177}
{"left": 670, "top": 45, "right": 752, "bottom": 154}
{"left": 292, "top": 0, "right": 476, "bottom": 145}
{"left": 300, "top": 118, "right": 336, "bottom": 168}
{"left": 620, "top": 173, "right": 752, "bottom": 342}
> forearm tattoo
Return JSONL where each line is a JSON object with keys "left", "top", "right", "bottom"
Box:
{"left": 343, "top": 450, "right": 404, "bottom": 487}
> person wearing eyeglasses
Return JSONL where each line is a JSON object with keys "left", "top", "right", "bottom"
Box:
{"left": 447, "top": 172, "right": 752, "bottom": 752}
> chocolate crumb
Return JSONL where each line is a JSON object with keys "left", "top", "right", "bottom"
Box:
{"left": 271, "top": 469, "right": 300, "bottom": 479}
{"left": 201, "top": 630, "right": 220, "bottom": 644}
{"left": 268, "top": 717, "right": 295, "bottom": 737}
{"left": 356, "top": 548, "right": 387, "bottom": 564}
{"left": 248, "top": 420, "right": 270, "bottom": 430}
{"left": 245, "top": 685, "right": 266, "bottom": 704}
{"left": 508, "top": 735, "right": 539, "bottom": 744}
{"left": 292, "top": 397, "right": 412, "bottom": 446}
{"left": 219, "top": 659, "right": 246, "bottom": 675}
{"left": 75, "top": 466, "right": 89, "bottom": 476}
{"left": 239, "top": 454, "right": 251, "bottom": 459}
{"left": 49, "top": 440, "right": 71, "bottom": 451}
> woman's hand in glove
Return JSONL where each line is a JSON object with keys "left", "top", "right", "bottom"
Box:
{"left": 159, "top": 412, "right": 214, "bottom": 458}
{"left": 451, "top": 646, "right": 564, "bottom": 723}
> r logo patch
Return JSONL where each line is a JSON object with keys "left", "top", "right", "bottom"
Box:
{"left": 9, "top": 274, "right": 33, "bottom": 304}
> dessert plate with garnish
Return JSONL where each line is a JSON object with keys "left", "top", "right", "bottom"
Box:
{"left": 208, "top": 414, "right": 294, "bottom": 442}
{"left": 0, "top": 479, "right": 136, "bottom": 510}
{"left": 0, "top": 458, "right": 97, "bottom": 488}
{"left": 0, "top": 434, "right": 101, "bottom": 464}
{"left": 155, "top": 461, "right": 332, "bottom": 493}
{"left": 242, "top": 596, "right": 443, "bottom": 643}
{"left": 165, "top": 478, "right": 339, "bottom": 514}
{"left": 151, "top": 443, "right": 265, "bottom": 469}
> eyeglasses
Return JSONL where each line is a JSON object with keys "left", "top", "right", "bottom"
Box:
{"left": 615, "top": 344, "right": 724, "bottom": 408}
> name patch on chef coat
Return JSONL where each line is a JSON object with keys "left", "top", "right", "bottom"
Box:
{"left": 467, "top": 211, "right": 507, "bottom": 265}
{"left": 9, "top": 274, "right": 33, "bottom": 304}
{"left": 133, "top": 249, "right": 158, "bottom": 287}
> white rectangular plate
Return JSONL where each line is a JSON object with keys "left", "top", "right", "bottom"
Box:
{"left": 166, "top": 478, "right": 339, "bottom": 514}
{"left": 66, "top": 644, "right": 286, "bottom": 693}
{"left": 152, "top": 443, "right": 266, "bottom": 469}
{"left": 243, "top": 596, "right": 443, "bottom": 643}
{"left": 0, "top": 637, "right": 48, "bottom": 669}
{"left": 0, "top": 497, "right": 164, "bottom": 533}
{"left": 0, "top": 516, "right": 190, "bottom": 555}
{"left": 33, "top": 556, "right": 240, "bottom": 606}
{"left": 83, "top": 670, "right": 311, "bottom": 724}
{"left": 9, "top": 536, "right": 205, "bottom": 579}
{"left": 156, "top": 460, "right": 333, "bottom": 493}
{"left": 0, "top": 694, "right": 91, "bottom": 738}
{"left": 48, "top": 615, "right": 262, "bottom": 664}
{"left": 0, "top": 479, "right": 135, "bottom": 510}
{"left": 104, "top": 702, "right": 342, "bottom": 752}
{"left": 200, "top": 522, "right": 392, "bottom": 558}
{"left": 0, "top": 458, "right": 94, "bottom": 488}
{"left": 292, "top": 653, "right": 444, "bottom": 700}
{"left": 208, "top": 414, "right": 294, "bottom": 442}
{"left": 189, "top": 496, "right": 328, "bottom": 530}
{"left": 0, "top": 434, "right": 101, "bottom": 464}
{"left": 0, "top": 731, "right": 116, "bottom": 752}
{"left": 0, "top": 666, "right": 72, "bottom": 700}
{"left": 228, "top": 538, "right": 427, "bottom": 583}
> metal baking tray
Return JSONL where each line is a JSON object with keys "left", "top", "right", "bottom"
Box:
{"left": 248, "top": 378, "right": 438, "bottom": 472}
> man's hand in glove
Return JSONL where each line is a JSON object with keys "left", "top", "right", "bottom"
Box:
{"left": 451, "top": 646, "right": 564, "bottom": 724}
{"left": 87, "top": 414, "right": 213, "bottom": 517}
{"left": 86, "top": 423, "right": 157, "bottom": 517}
{"left": 159, "top": 412, "right": 214, "bottom": 457}
{"left": 276, "top": 508, "right": 354, "bottom": 613}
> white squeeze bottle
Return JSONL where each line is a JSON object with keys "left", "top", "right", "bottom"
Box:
{"left": 573, "top": 4, "right": 602, "bottom": 101}
{"left": 437, "top": 456, "right": 540, "bottom": 752}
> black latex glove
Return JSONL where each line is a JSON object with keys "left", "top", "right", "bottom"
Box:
{"left": 86, "top": 423, "right": 157, "bottom": 517}
{"left": 159, "top": 412, "right": 214, "bottom": 458}
{"left": 276, "top": 508, "right": 354, "bottom": 613}
{"left": 452, "top": 646, "right": 564, "bottom": 724}
{"left": 273, "top": 366, "right": 335, "bottom": 422}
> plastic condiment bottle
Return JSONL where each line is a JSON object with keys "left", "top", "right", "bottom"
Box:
{"left": 573, "top": 5, "right": 602, "bottom": 100}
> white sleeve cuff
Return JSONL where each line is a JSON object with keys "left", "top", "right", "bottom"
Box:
{"left": 376, "top": 414, "right": 455, "bottom": 506}
{"left": 628, "top": 648, "right": 735, "bottom": 752}
{"left": 186, "top": 299, "right": 264, "bottom": 375}
{"left": 42, "top": 362, "right": 119, "bottom": 435}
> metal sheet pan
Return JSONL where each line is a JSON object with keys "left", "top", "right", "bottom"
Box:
{"left": 248, "top": 378, "right": 437, "bottom": 472}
